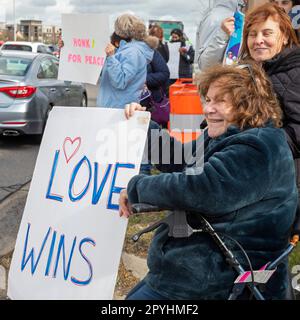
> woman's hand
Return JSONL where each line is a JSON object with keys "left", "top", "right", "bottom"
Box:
{"left": 221, "top": 17, "right": 235, "bottom": 36}
{"left": 179, "top": 47, "right": 187, "bottom": 55}
{"left": 124, "top": 102, "right": 146, "bottom": 120}
{"left": 119, "top": 189, "right": 131, "bottom": 218}
{"left": 105, "top": 43, "right": 116, "bottom": 56}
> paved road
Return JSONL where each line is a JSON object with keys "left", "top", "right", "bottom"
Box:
{"left": 0, "top": 83, "right": 98, "bottom": 203}
{"left": 0, "top": 136, "right": 39, "bottom": 202}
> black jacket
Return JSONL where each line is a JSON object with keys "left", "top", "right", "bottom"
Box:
{"left": 263, "top": 47, "right": 300, "bottom": 158}
{"left": 145, "top": 50, "right": 170, "bottom": 103}
{"left": 157, "top": 41, "right": 169, "bottom": 63}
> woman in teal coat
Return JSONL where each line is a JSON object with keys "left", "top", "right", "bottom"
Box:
{"left": 119, "top": 62, "right": 297, "bottom": 300}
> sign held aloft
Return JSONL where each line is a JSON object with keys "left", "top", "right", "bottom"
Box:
{"left": 58, "top": 14, "right": 109, "bottom": 84}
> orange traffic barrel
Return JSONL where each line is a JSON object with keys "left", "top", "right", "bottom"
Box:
{"left": 168, "top": 78, "right": 204, "bottom": 143}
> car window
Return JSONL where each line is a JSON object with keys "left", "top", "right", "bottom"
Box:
{"left": 37, "top": 45, "right": 46, "bottom": 53}
{"left": 48, "top": 45, "right": 58, "bottom": 52}
{"left": 45, "top": 46, "right": 53, "bottom": 54}
{"left": 37, "top": 45, "right": 53, "bottom": 54}
{"left": 2, "top": 44, "right": 32, "bottom": 52}
{"left": 0, "top": 56, "right": 32, "bottom": 76}
{"left": 37, "top": 58, "right": 58, "bottom": 79}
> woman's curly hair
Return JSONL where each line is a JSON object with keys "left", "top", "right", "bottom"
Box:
{"left": 195, "top": 61, "right": 283, "bottom": 129}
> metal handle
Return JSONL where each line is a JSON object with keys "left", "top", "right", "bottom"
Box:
{"left": 130, "top": 203, "right": 162, "bottom": 214}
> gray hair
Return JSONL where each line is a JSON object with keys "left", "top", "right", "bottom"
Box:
{"left": 114, "top": 14, "right": 147, "bottom": 41}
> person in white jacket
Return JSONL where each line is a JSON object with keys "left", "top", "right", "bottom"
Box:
{"left": 196, "top": 0, "right": 248, "bottom": 72}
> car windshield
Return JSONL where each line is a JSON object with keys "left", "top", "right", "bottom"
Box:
{"left": 2, "top": 44, "right": 32, "bottom": 52}
{"left": 0, "top": 56, "right": 32, "bottom": 76}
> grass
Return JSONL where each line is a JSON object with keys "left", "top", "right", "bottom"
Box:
{"left": 124, "top": 211, "right": 167, "bottom": 258}
{"left": 289, "top": 243, "right": 300, "bottom": 269}
{"left": 114, "top": 210, "right": 166, "bottom": 299}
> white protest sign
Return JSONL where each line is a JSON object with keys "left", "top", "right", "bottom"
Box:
{"left": 58, "top": 14, "right": 109, "bottom": 84}
{"left": 8, "top": 107, "right": 150, "bottom": 300}
{"left": 167, "top": 42, "right": 181, "bottom": 79}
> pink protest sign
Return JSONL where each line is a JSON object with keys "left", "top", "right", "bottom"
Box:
{"left": 58, "top": 14, "right": 109, "bottom": 85}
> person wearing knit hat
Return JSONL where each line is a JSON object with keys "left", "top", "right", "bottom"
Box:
{"left": 96, "top": 13, "right": 158, "bottom": 109}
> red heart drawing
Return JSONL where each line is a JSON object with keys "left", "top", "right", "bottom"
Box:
{"left": 63, "top": 137, "right": 81, "bottom": 163}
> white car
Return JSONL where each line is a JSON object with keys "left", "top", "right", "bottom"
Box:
{"left": 0, "top": 41, "right": 52, "bottom": 54}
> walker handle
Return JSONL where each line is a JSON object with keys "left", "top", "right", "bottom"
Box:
{"left": 130, "top": 203, "right": 162, "bottom": 214}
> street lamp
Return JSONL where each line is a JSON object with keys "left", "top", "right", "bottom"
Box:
{"left": 13, "top": 0, "right": 16, "bottom": 41}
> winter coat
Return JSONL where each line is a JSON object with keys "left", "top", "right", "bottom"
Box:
{"left": 145, "top": 50, "right": 170, "bottom": 102}
{"left": 170, "top": 40, "right": 195, "bottom": 79}
{"left": 96, "top": 39, "right": 154, "bottom": 108}
{"left": 263, "top": 46, "right": 300, "bottom": 159}
{"left": 127, "top": 121, "right": 297, "bottom": 300}
{"left": 196, "top": 0, "right": 244, "bottom": 71}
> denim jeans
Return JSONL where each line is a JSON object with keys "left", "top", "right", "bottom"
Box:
{"left": 126, "top": 280, "right": 170, "bottom": 300}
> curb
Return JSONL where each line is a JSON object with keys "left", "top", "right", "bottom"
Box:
{"left": 0, "top": 183, "right": 30, "bottom": 257}
{"left": 122, "top": 252, "right": 148, "bottom": 280}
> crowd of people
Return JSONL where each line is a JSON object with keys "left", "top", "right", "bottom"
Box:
{"left": 61, "top": 0, "right": 300, "bottom": 300}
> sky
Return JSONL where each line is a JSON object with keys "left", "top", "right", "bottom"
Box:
{"left": 0, "top": 0, "right": 215, "bottom": 45}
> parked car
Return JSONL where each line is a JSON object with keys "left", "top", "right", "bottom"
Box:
{"left": 47, "top": 44, "right": 60, "bottom": 58}
{"left": 0, "top": 41, "right": 53, "bottom": 54}
{"left": 0, "top": 51, "right": 88, "bottom": 136}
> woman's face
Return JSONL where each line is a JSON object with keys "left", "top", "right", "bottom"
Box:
{"left": 170, "top": 33, "right": 180, "bottom": 42}
{"left": 247, "top": 17, "right": 288, "bottom": 62}
{"left": 204, "top": 82, "right": 233, "bottom": 138}
{"left": 270, "top": 0, "right": 293, "bottom": 14}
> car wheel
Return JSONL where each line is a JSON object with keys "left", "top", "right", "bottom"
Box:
{"left": 81, "top": 94, "right": 88, "bottom": 107}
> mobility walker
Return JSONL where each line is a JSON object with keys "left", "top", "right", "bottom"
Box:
{"left": 130, "top": 203, "right": 299, "bottom": 300}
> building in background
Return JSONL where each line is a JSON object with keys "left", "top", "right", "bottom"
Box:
{"left": 19, "top": 20, "right": 43, "bottom": 42}
{"left": 42, "top": 25, "right": 61, "bottom": 44}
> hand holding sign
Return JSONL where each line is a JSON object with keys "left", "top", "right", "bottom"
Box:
{"left": 105, "top": 43, "right": 116, "bottom": 57}
{"left": 221, "top": 17, "right": 235, "bottom": 36}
